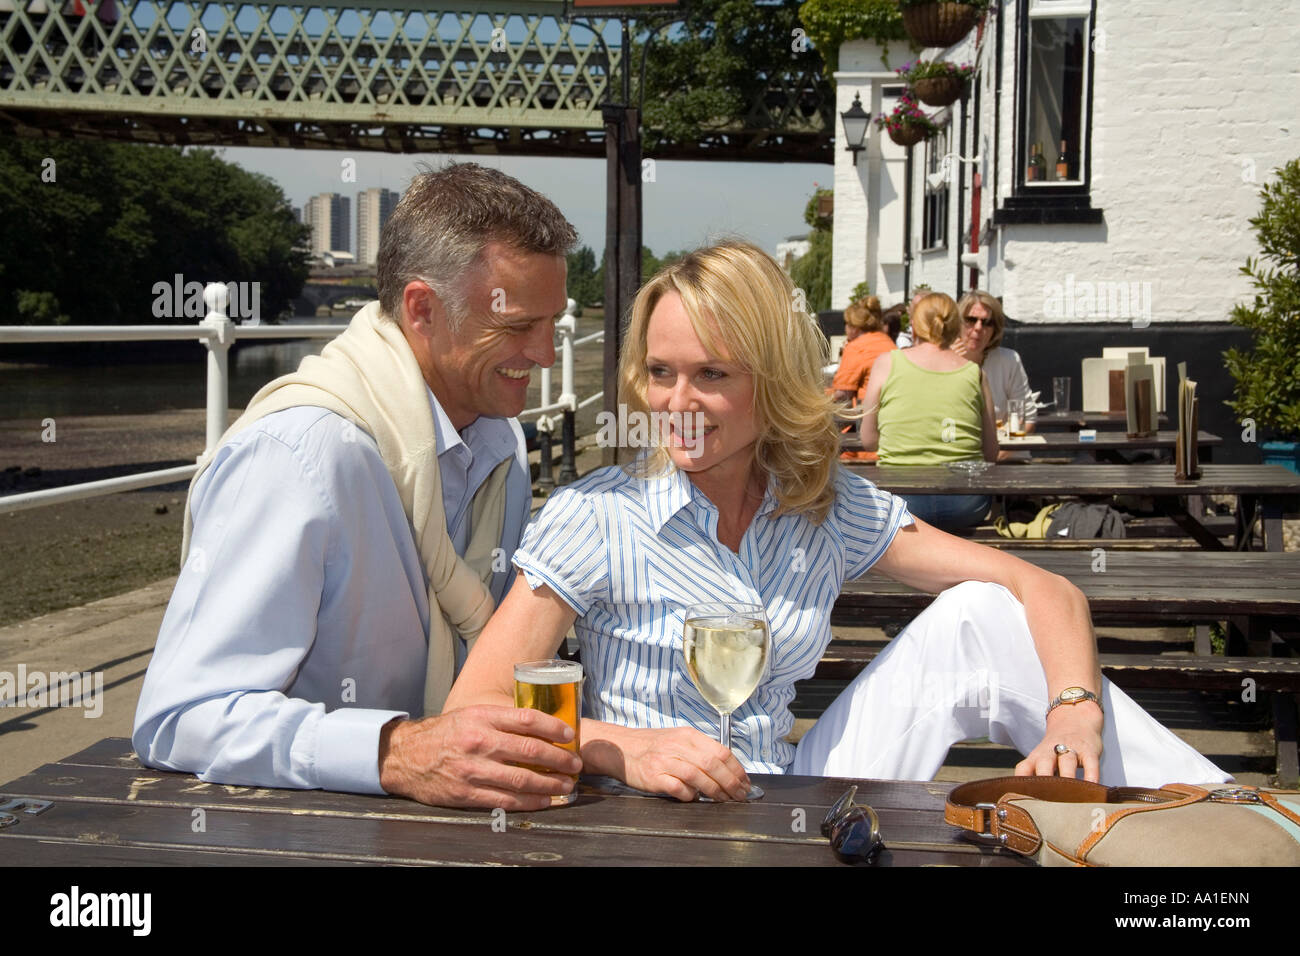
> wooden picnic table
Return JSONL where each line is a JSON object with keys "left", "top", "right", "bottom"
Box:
{"left": 842, "top": 430, "right": 1221, "bottom": 461}
{"left": 1036, "top": 410, "right": 1170, "bottom": 430}
{"left": 845, "top": 462, "right": 1300, "bottom": 551}
{"left": 829, "top": 550, "right": 1300, "bottom": 787}
{"left": 0, "top": 739, "right": 1026, "bottom": 867}
{"left": 835, "top": 550, "right": 1300, "bottom": 626}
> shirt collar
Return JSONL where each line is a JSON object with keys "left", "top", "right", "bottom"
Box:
{"left": 640, "top": 458, "right": 779, "bottom": 534}
{"left": 428, "top": 388, "right": 517, "bottom": 464}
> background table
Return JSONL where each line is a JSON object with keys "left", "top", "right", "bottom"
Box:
{"left": 1036, "top": 410, "right": 1170, "bottom": 430}
{"left": 0, "top": 739, "right": 1026, "bottom": 867}
{"left": 846, "top": 462, "right": 1300, "bottom": 551}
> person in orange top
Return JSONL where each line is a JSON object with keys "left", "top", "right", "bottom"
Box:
{"left": 831, "top": 296, "right": 897, "bottom": 404}
{"left": 831, "top": 296, "right": 898, "bottom": 462}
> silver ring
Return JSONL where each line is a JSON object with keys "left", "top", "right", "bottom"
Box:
{"left": 1054, "top": 743, "right": 1072, "bottom": 756}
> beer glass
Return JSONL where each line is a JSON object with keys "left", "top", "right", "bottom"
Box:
{"left": 682, "top": 602, "right": 771, "bottom": 800}
{"left": 1007, "top": 398, "right": 1026, "bottom": 437}
{"left": 513, "top": 659, "right": 583, "bottom": 806}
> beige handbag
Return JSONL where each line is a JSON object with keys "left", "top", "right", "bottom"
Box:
{"left": 945, "top": 777, "right": 1300, "bottom": 866}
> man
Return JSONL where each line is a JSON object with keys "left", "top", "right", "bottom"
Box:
{"left": 133, "top": 163, "right": 583, "bottom": 810}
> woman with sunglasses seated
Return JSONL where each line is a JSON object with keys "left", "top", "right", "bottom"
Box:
{"left": 955, "top": 291, "right": 1037, "bottom": 461}
{"left": 444, "top": 241, "right": 1228, "bottom": 802}
{"left": 857, "top": 292, "right": 996, "bottom": 531}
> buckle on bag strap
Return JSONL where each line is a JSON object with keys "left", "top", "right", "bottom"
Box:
{"left": 969, "top": 802, "right": 1009, "bottom": 845}
{"left": 1207, "top": 787, "right": 1262, "bottom": 804}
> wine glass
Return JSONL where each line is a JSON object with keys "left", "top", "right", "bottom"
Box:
{"left": 681, "top": 602, "right": 771, "bottom": 801}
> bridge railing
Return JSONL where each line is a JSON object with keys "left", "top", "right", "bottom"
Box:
{"left": 0, "top": 283, "right": 601, "bottom": 514}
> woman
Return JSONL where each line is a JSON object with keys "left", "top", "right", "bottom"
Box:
{"left": 955, "top": 290, "right": 1037, "bottom": 436}
{"left": 857, "top": 292, "right": 996, "bottom": 531}
{"left": 445, "top": 241, "right": 1226, "bottom": 801}
{"left": 830, "top": 295, "right": 896, "bottom": 405}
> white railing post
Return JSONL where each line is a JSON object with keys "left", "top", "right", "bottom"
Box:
{"left": 556, "top": 299, "right": 578, "bottom": 485}
{"left": 557, "top": 299, "right": 577, "bottom": 413}
{"left": 200, "top": 283, "right": 236, "bottom": 456}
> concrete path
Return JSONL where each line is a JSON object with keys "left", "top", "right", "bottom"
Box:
{"left": 0, "top": 579, "right": 173, "bottom": 785}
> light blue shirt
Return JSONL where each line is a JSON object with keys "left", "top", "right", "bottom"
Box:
{"left": 132, "top": 394, "right": 531, "bottom": 795}
{"left": 512, "top": 462, "right": 912, "bottom": 772}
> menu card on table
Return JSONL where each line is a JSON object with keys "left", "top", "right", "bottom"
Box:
{"left": 1175, "top": 361, "right": 1201, "bottom": 481}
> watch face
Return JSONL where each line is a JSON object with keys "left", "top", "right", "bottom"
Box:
{"left": 1060, "top": 687, "right": 1086, "bottom": 703}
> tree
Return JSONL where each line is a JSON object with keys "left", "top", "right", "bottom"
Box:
{"left": 789, "top": 184, "right": 833, "bottom": 313}
{"left": 0, "top": 137, "right": 309, "bottom": 325}
{"left": 1224, "top": 157, "right": 1300, "bottom": 440}
{"left": 637, "top": 1, "right": 826, "bottom": 149}
{"left": 566, "top": 246, "right": 602, "bottom": 308}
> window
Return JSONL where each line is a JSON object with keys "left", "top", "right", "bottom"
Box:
{"left": 996, "top": 0, "right": 1102, "bottom": 223}
{"left": 1023, "top": 1, "right": 1089, "bottom": 187}
{"left": 922, "top": 125, "right": 950, "bottom": 250}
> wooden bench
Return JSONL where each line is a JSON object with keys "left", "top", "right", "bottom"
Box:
{"left": 827, "top": 550, "right": 1300, "bottom": 785}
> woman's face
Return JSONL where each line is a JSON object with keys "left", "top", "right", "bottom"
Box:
{"left": 644, "top": 291, "right": 759, "bottom": 480}
{"left": 961, "top": 302, "right": 996, "bottom": 360}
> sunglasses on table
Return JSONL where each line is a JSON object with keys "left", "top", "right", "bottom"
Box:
{"left": 821, "top": 785, "right": 886, "bottom": 866}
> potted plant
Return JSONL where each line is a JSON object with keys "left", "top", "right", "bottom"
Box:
{"left": 897, "top": 0, "right": 989, "bottom": 49}
{"left": 1223, "top": 157, "right": 1300, "bottom": 473}
{"left": 875, "top": 92, "right": 940, "bottom": 147}
{"left": 897, "top": 59, "right": 974, "bottom": 107}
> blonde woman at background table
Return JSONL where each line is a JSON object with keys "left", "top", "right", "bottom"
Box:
{"left": 445, "top": 241, "right": 1229, "bottom": 801}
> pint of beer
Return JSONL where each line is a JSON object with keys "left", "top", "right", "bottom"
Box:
{"left": 513, "top": 659, "right": 583, "bottom": 806}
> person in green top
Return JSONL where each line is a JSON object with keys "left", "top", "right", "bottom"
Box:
{"left": 858, "top": 292, "right": 998, "bottom": 530}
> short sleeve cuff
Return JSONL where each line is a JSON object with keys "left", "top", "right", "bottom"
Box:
{"left": 513, "top": 549, "right": 592, "bottom": 617}
{"left": 313, "top": 707, "right": 409, "bottom": 795}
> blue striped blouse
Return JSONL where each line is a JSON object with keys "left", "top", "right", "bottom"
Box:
{"left": 512, "top": 461, "right": 913, "bottom": 772}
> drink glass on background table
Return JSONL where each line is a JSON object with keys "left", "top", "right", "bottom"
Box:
{"left": 1007, "top": 398, "right": 1026, "bottom": 437}
{"left": 1053, "top": 377, "right": 1071, "bottom": 413}
{"left": 682, "top": 602, "right": 771, "bottom": 801}
{"left": 514, "top": 659, "right": 583, "bottom": 806}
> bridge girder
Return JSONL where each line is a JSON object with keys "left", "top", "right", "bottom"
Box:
{"left": 0, "top": 0, "right": 832, "bottom": 162}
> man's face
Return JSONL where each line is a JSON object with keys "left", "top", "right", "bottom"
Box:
{"left": 410, "top": 242, "right": 568, "bottom": 429}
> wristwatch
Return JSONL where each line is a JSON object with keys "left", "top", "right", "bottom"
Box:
{"left": 1046, "top": 686, "right": 1102, "bottom": 718}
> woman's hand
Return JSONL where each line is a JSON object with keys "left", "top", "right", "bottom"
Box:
{"left": 1015, "top": 701, "right": 1104, "bottom": 782}
{"left": 583, "top": 724, "right": 752, "bottom": 802}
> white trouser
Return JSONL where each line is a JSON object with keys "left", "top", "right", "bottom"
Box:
{"left": 792, "top": 581, "right": 1232, "bottom": 787}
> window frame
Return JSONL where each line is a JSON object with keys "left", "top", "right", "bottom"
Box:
{"left": 921, "top": 123, "right": 951, "bottom": 252}
{"left": 996, "top": 0, "right": 1103, "bottom": 224}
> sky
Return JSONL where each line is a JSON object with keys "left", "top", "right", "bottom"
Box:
{"left": 220, "top": 147, "right": 828, "bottom": 259}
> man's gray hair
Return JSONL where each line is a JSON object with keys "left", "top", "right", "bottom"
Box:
{"left": 376, "top": 162, "right": 578, "bottom": 329}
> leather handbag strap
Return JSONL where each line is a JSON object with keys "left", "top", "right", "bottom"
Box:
{"left": 944, "top": 777, "right": 1192, "bottom": 856}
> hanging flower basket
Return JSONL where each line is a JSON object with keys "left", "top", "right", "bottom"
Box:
{"left": 913, "top": 74, "right": 965, "bottom": 106}
{"left": 888, "top": 122, "right": 929, "bottom": 147}
{"left": 901, "top": 2, "right": 981, "bottom": 49}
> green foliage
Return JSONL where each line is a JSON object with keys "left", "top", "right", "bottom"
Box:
{"left": 850, "top": 280, "right": 872, "bottom": 302}
{"left": 798, "top": 0, "right": 908, "bottom": 75}
{"left": 790, "top": 229, "right": 833, "bottom": 314}
{"left": 1224, "top": 158, "right": 1300, "bottom": 440}
{"left": 896, "top": 58, "right": 975, "bottom": 82}
{"left": 639, "top": 1, "right": 828, "bottom": 149}
{"left": 0, "top": 137, "right": 309, "bottom": 325}
{"left": 804, "top": 186, "right": 834, "bottom": 232}
{"left": 566, "top": 246, "right": 603, "bottom": 308}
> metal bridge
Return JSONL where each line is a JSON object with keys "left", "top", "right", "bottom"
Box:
{"left": 0, "top": 0, "right": 833, "bottom": 161}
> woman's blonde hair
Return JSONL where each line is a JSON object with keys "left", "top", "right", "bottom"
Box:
{"left": 844, "top": 295, "right": 884, "bottom": 333}
{"left": 956, "top": 289, "right": 1006, "bottom": 350}
{"left": 618, "top": 239, "right": 841, "bottom": 523}
{"left": 909, "top": 292, "right": 961, "bottom": 347}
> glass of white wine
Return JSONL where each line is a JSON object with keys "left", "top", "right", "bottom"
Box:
{"left": 682, "top": 602, "right": 771, "bottom": 801}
